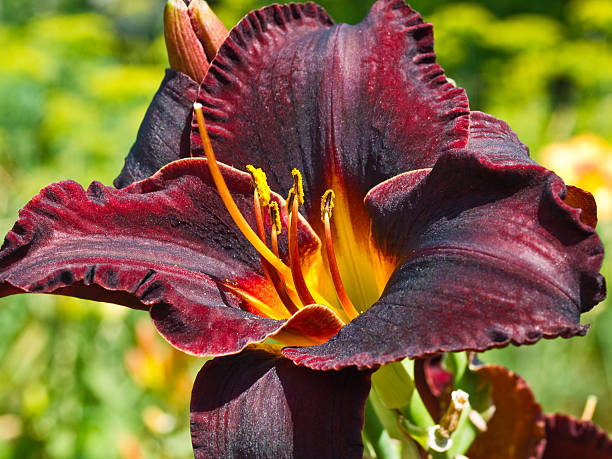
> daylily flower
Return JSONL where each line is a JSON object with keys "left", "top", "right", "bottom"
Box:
{"left": 0, "top": 0, "right": 606, "bottom": 457}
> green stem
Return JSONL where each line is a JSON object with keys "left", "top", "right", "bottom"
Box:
{"left": 363, "top": 397, "right": 402, "bottom": 459}
{"left": 366, "top": 390, "right": 422, "bottom": 459}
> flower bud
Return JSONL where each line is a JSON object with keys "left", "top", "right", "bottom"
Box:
{"left": 164, "top": 0, "right": 209, "bottom": 82}
{"left": 188, "top": 0, "right": 228, "bottom": 62}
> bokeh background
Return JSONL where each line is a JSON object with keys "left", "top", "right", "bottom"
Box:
{"left": 0, "top": 0, "right": 611, "bottom": 457}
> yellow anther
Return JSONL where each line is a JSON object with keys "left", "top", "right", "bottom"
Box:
{"left": 269, "top": 201, "right": 282, "bottom": 235}
{"left": 291, "top": 169, "right": 304, "bottom": 206}
{"left": 246, "top": 165, "right": 271, "bottom": 207}
{"left": 321, "top": 189, "right": 335, "bottom": 221}
{"left": 287, "top": 188, "right": 296, "bottom": 210}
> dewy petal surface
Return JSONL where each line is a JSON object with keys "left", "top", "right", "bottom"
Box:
{"left": 190, "top": 347, "right": 370, "bottom": 458}
{"left": 542, "top": 414, "right": 612, "bottom": 459}
{"left": 284, "top": 148, "right": 605, "bottom": 370}
{"left": 0, "top": 158, "right": 325, "bottom": 356}
{"left": 192, "top": 0, "right": 470, "bottom": 223}
{"left": 115, "top": 69, "right": 199, "bottom": 188}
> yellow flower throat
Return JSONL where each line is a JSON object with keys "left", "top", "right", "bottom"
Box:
{"left": 193, "top": 102, "right": 383, "bottom": 324}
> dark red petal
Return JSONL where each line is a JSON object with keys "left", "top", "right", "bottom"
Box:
{"left": 283, "top": 152, "right": 605, "bottom": 370}
{"left": 190, "top": 347, "right": 370, "bottom": 458}
{"left": 467, "top": 364, "right": 546, "bottom": 459}
{"left": 114, "top": 69, "right": 199, "bottom": 188}
{"left": 465, "top": 111, "right": 536, "bottom": 166}
{"left": 0, "top": 158, "right": 322, "bottom": 356}
{"left": 192, "top": 0, "right": 469, "bottom": 223}
{"left": 542, "top": 414, "right": 612, "bottom": 459}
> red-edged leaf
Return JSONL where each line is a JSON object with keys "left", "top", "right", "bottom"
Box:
{"left": 192, "top": 0, "right": 469, "bottom": 225}
{"left": 467, "top": 364, "right": 546, "bottom": 459}
{"left": 190, "top": 347, "right": 370, "bottom": 458}
{"left": 283, "top": 151, "right": 605, "bottom": 370}
{"left": 1, "top": 158, "right": 327, "bottom": 356}
{"left": 114, "top": 69, "right": 199, "bottom": 188}
{"left": 542, "top": 414, "right": 612, "bottom": 459}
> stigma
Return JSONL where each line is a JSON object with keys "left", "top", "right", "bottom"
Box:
{"left": 193, "top": 103, "right": 359, "bottom": 324}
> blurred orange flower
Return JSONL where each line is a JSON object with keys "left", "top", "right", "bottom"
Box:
{"left": 124, "top": 318, "right": 198, "bottom": 408}
{"left": 540, "top": 134, "right": 612, "bottom": 221}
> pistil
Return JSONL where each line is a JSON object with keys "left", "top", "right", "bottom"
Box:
{"left": 193, "top": 103, "right": 291, "bottom": 279}
{"left": 321, "top": 190, "right": 359, "bottom": 319}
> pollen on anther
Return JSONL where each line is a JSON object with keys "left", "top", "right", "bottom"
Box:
{"left": 291, "top": 169, "right": 304, "bottom": 206}
{"left": 321, "top": 189, "right": 335, "bottom": 220}
{"left": 269, "top": 201, "right": 281, "bottom": 234}
{"left": 246, "top": 165, "right": 271, "bottom": 207}
{"left": 287, "top": 188, "right": 296, "bottom": 210}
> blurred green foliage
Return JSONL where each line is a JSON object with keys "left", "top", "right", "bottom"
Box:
{"left": 0, "top": 0, "right": 611, "bottom": 457}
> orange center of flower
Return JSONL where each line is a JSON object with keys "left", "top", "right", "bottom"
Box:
{"left": 194, "top": 103, "right": 365, "bottom": 324}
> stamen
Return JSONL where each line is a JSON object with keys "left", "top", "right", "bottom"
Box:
{"left": 269, "top": 201, "right": 282, "bottom": 236}
{"left": 246, "top": 165, "right": 271, "bottom": 207}
{"left": 291, "top": 169, "right": 304, "bottom": 205}
{"left": 251, "top": 189, "right": 275, "bottom": 286}
{"left": 321, "top": 189, "right": 335, "bottom": 220}
{"left": 321, "top": 190, "right": 359, "bottom": 320}
{"left": 269, "top": 201, "right": 307, "bottom": 310}
{"left": 252, "top": 190, "right": 299, "bottom": 315}
{"left": 193, "top": 103, "right": 291, "bottom": 279}
{"left": 287, "top": 170, "right": 316, "bottom": 306}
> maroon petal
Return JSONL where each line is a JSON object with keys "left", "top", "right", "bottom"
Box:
{"left": 192, "top": 0, "right": 469, "bottom": 223}
{"left": 283, "top": 151, "right": 605, "bottom": 370}
{"left": 542, "top": 414, "right": 612, "bottom": 459}
{"left": 466, "top": 111, "right": 537, "bottom": 166}
{"left": 190, "top": 347, "right": 370, "bottom": 458}
{"left": 467, "top": 364, "right": 546, "bottom": 459}
{"left": 0, "top": 158, "right": 323, "bottom": 356}
{"left": 114, "top": 69, "right": 199, "bottom": 188}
